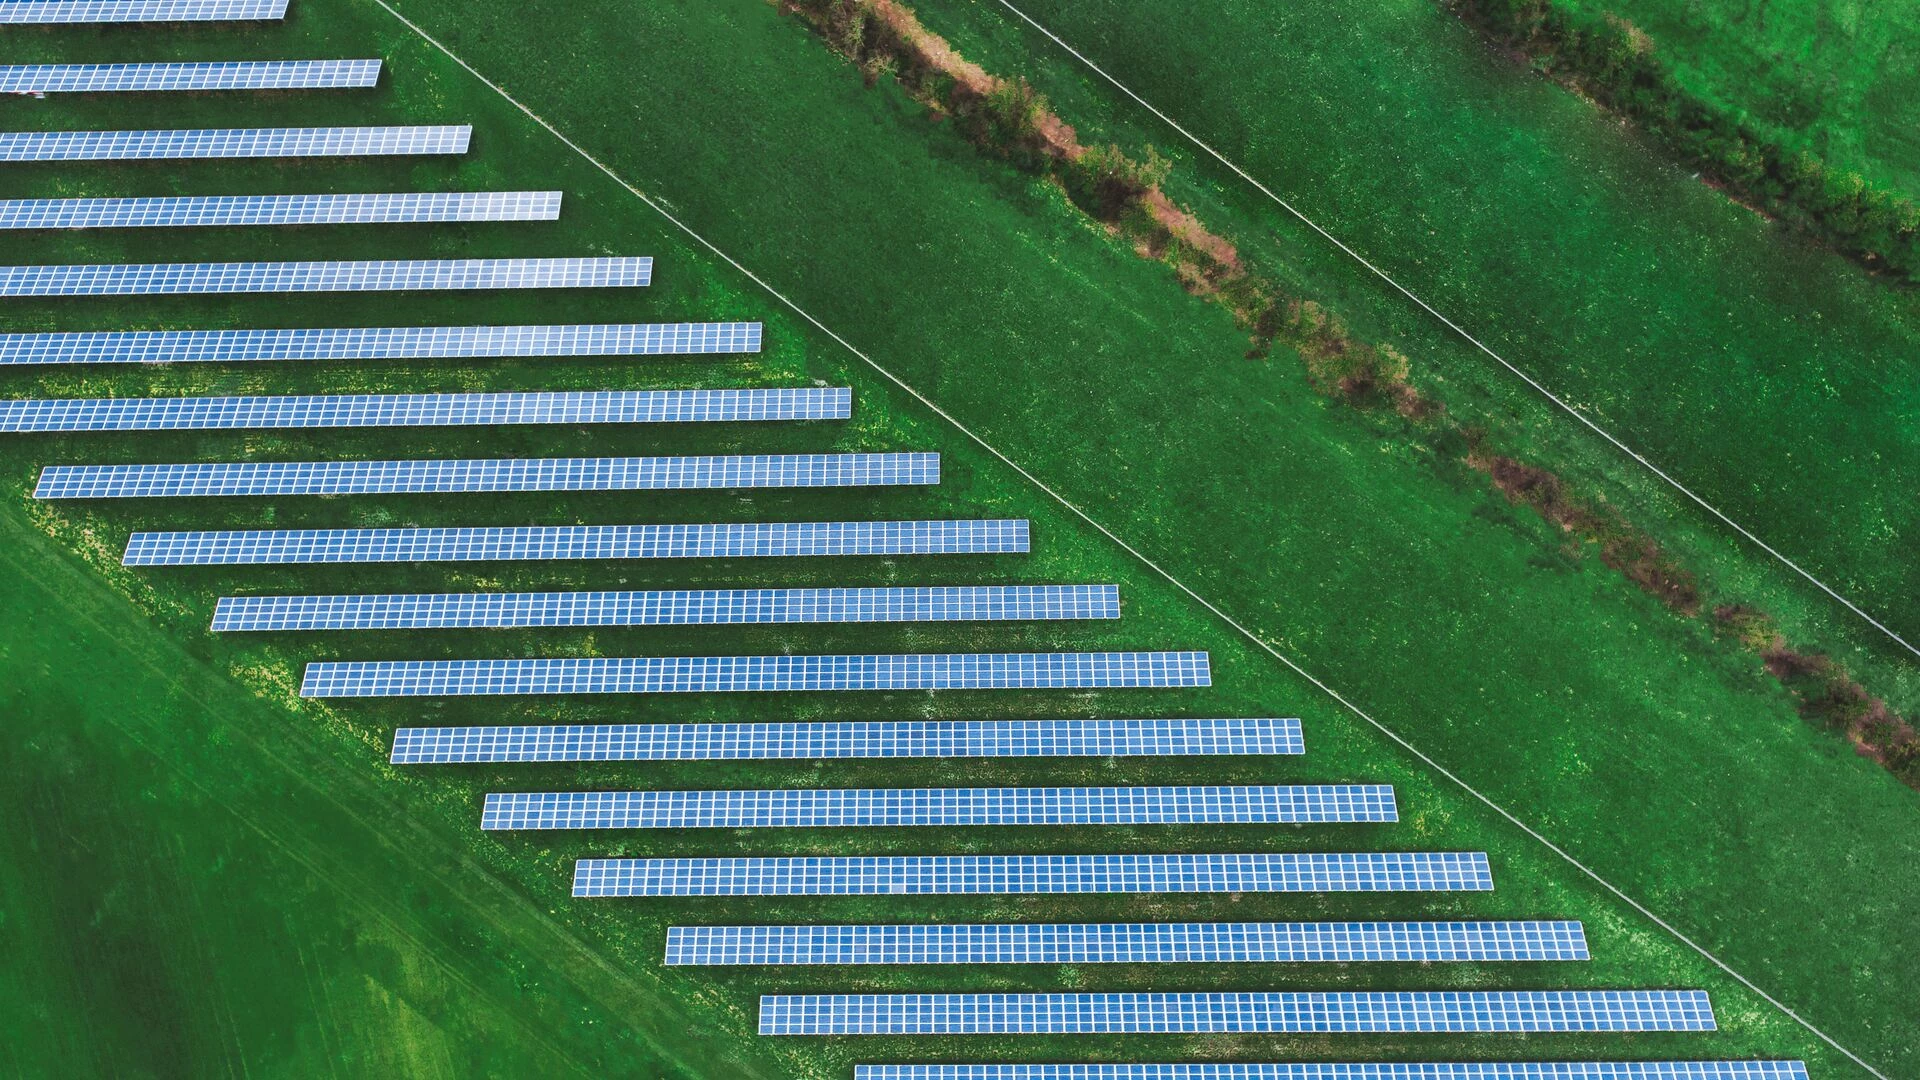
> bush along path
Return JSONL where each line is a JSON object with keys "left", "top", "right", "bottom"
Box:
{"left": 1448, "top": 0, "right": 1920, "bottom": 284}
{"left": 781, "top": 0, "right": 1920, "bottom": 793}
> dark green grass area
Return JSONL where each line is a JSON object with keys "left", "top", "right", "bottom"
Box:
{"left": 1542, "top": 0, "right": 1920, "bottom": 197}
{"left": 1, "top": 0, "right": 1916, "bottom": 1076}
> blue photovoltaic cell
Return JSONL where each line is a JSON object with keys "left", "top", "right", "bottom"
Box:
{"left": 665, "top": 920, "right": 1588, "bottom": 965}
{"left": 48, "top": 453, "right": 927, "bottom": 499}
{"left": 213, "top": 585, "right": 1119, "bottom": 631}
{"left": 301, "top": 652, "right": 1213, "bottom": 698}
{"left": 0, "top": 126, "right": 469, "bottom": 162}
{"left": 0, "top": 191, "right": 560, "bottom": 230}
{"left": 757, "top": 990, "right": 1717, "bottom": 1035}
{"left": 0, "top": 321, "right": 759, "bottom": 364}
{"left": 571, "top": 852, "right": 1493, "bottom": 897}
{"left": 1, "top": 389, "right": 843, "bottom": 433}
{"left": 853, "top": 1066, "right": 1808, "bottom": 1080}
{"left": 390, "top": 717, "right": 1301, "bottom": 764}
{"left": 0, "top": 256, "right": 646, "bottom": 296}
{"left": 0, "top": 0, "right": 287, "bottom": 23}
{"left": 124, "top": 518, "right": 1011, "bottom": 566}
{"left": 0, "top": 60, "right": 381, "bottom": 95}
{"left": 482, "top": 785, "right": 1395, "bottom": 830}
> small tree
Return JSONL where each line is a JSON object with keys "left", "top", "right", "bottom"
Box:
{"left": 983, "top": 77, "right": 1046, "bottom": 147}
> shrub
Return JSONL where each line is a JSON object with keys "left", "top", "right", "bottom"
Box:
{"left": 983, "top": 77, "right": 1045, "bottom": 146}
{"left": 1065, "top": 143, "right": 1172, "bottom": 221}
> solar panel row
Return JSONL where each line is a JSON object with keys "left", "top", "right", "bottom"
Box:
{"left": 48, "top": 453, "right": 930, "bottom": 499}
{"left": 0, "top": 389, "right": 844, "bottom": 433}
{"left": 571, "top": 852, "right": 1492, "bottom": 897}
{"left": 872, "top": 1069, "right": 1800, "bottom": 1080}
{"left": 0, "top": 256, "right": 648, "bottom": 296}
{"left": 301, "top": 652, "right": 1214, "bottom": 697}
{"left": 481, "top": 785, "right": 1396, "bottom": 830}
{"left": 213, "top": 584, "right": 1119, "bottom": 631}
{"left": 758, "top": 990, "right": 1717, "bottom": 1035}
{"left": 666, "top": 920, "right": 1588, "bottom": 965}
{"left": 0, "top": 126, "right": 470, "bottom": 162}
{"left": 124, "top": 519, "right": 1015, "bottom": 566}
{"left": 0, "top": 191, "right": 561, "bottom": 230}
{"left": 390, "top": 717, "right": 1300, "bottom": 763}
{"left": 0, "top": 60, "right": 381, "bottom": 94}
{"left": 0, "top": 0, "right": 288, "bottom": 23}
{"left": 851, "top": 1067, "right": 1807, "bottom": 1080}
{"left": 0, "top": 322, "right": 760, "bottom": 364}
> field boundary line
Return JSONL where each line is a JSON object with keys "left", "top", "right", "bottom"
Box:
{"left": 986, "top": 0, "right": 1919, "bottom": 666}
{"left": 366, "top": 1, "right": 1888, "bottom": 1075}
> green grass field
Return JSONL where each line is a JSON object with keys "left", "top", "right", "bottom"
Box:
{"left": 1545, "top": 0, "right": 1920, "bottom": 197}
{"left": 1, "top": 0, "right": 1916, "bottom": 1076}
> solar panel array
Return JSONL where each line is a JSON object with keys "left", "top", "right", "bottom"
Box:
{"left": 481, "top": 785, "right": 1395, "bottom": 830}
{"left": 123, "top": 519, "right": 1018, "bottom": 565}
{"left": 389, "top": 717, "right": 1302, "bottom": 764}
{"left": 46, "top": 453, "right": 932, "bottom": 499}
{"left": 853, "top": 1067, "right": 1809, "bottom": 1080}
{"left": 0, "top": 256, "right": 648, "bottom": 296}
{"left": 0, "top": 0, "right": 288, "bottom": 23}
{"left": 9, "top": 11, "right": 1734, "bottom": 1062}
{"left": 0, "top": 322, "right": 760, "bottom": 364}
{"left": 301, "top": 652, "right": 1214, "bottom": 697}
{"left": 1, "top": 389, "right": 844, "bottom": 433}
{"left": 0, "top": 191, "right": 561, "bottom": 230}
{"left": 666, "top": 920, "right": 1588, "bottom": 966}
{"left": 0, "top": 126, "right": 470, "bottom": 162}
{"left": 571, "top": 852, "right": 1493, "bottom": 897}
{"left": 757, "top": 990, "right": 1717, "bottom": 1035}
{"left": 0, "top": 60, "right": 381, "bottom": 95}
{"left": 213, "top": 585, "right": 1120, "bottom": 631}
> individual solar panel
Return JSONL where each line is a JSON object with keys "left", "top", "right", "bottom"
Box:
{"left": 757, "top": 990, "right": 1717, "bottom": 1035}
{"left": 0, "top": 256, "right": 647, "bottom": 296}
{"left": 483, "top": 785, "right": 1394, "bottom": 830}
{"left": 571, "top": 852, "right": 1493, "bottom": 897}
{"left": 0, "top": 126, "right": 470, "bottom": 162}
{"left": 0, "top": 60, "right": 381, "bottom": 95}
{"left": 0, "top": 389, "right": 842, "bottom": 432}
{"left": 0, "top": 321, "right": 759, "bottom": 364}
{"left": 665, "top": 920, "right": 1588, "bottom": 965}
{"left": 0, "top": 0, "right": 287, "bottom": 23}
{"left": 49, "top": 453, "right": 929, "bottom": 499}
{"left": 124, "top": 519, "right": 1012, "bottom": 566}
{"left": 0, "top": 191, "right": 560, "bottom": 230}
{"left": 389, "top": 718, "right": 1301, "bottom": 764}
{"left": 853, "top": 1066, "right": 1809, "bottom": 1080}
{"left": 302, "top": 652, "right": 1214, "bottom": 697}
{"left": 213, "top": 585, "right": 1120, "bottom": 631}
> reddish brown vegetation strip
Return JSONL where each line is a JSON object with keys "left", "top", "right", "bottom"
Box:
{"left": 1714, "top": 606, "right": 1920, "bottom": 786}
{"left": 1468, "top": 441, "right": 1701, "bottom": 616}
